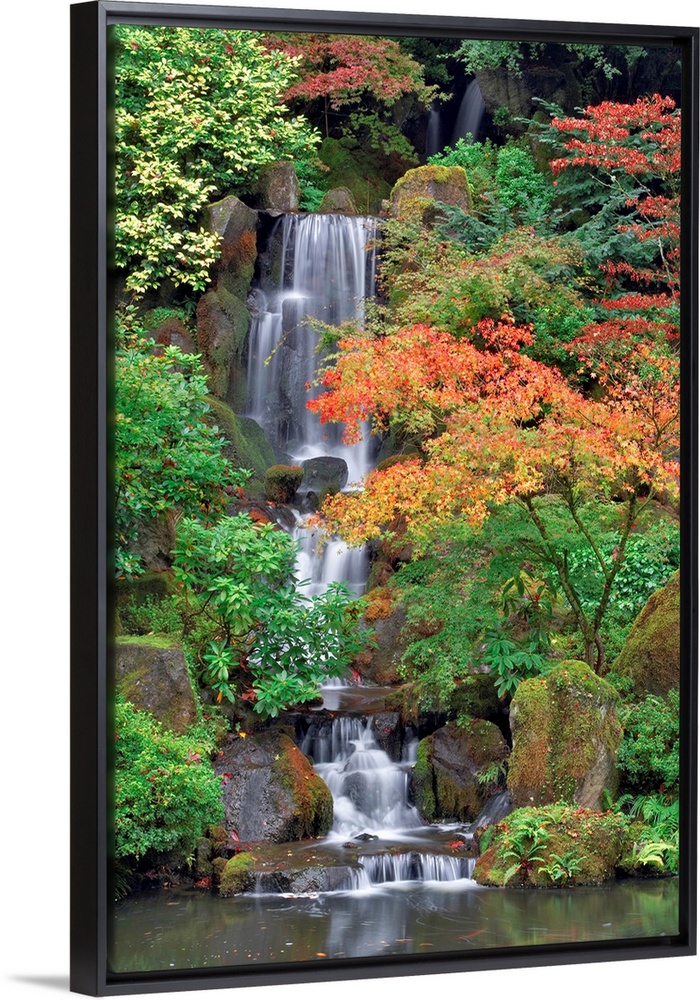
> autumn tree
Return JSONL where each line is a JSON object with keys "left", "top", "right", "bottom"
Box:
{"left": 308, "top": 320, "right": 679, "bottom": 671}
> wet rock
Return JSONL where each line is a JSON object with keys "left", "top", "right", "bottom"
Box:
{"left": 215, "top": 732, "right": 333, "bottom": 843}
{"left": 114, "top": 636, "right": 198, "bottom": 734}
{"left": 371, "top": 712, "right": 403, "bottom": 760}
{"left": 411, "top": 720, "right": 509, "bottom": 824}
{"left": 300, "top": 456, "right": 349, "bottom": 493}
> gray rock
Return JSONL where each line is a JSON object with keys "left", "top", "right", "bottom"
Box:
{"left": 301, "top": 456, "right": 349, "bottom": 493}
{"left": 215, "top": 732, "right": 333, "bottom": 843}
{"left": 249, "top": 162, "right": 300, "bottom": 213}
{"left": 114, "top": 637, "right": 198, "bottom": 734}
{"left": 319, "top": 187, "right": 358, "bottom": 215}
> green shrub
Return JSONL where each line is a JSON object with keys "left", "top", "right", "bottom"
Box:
{"left": 264, "top": 464, "right": 304, "bottom": 503}
{"left": 114, "top": 698, "right": 224, "bottom": 862}
{"left": 617, "top": 690, "right": 680, "bottom": 795}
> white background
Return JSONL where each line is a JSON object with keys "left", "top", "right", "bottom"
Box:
{"left": 1, "top": 1, "right": 696, "bottom": 998}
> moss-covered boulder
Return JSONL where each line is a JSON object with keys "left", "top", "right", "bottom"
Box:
{"left": 411, "top": 719, "right": 509, "bottom": 823}
{"left": 353, "top": 586, "right": 408, "bottom": 686}
{"left": 218, "top": 852, "right": 256, "bottom": 896}
{"left": 205, "top": 396, "right": 275, "bottom": 481}
{"left": 389, "top": 164, "right": 471, "bottom": 219}
{"left": 248, "top": 161, "right": 300, "bottom": 213}
{"left": 114, "top": 635, "right": 198, "bottom": 734}
{"left": 263, "top": 464, "right": 303, "bottom": 503}
{"left": 195, "top": 287, "right": 250, "bottom": 410}
{"left": 203, "top": 194, "right": 259, "bottom": 300}
{"left": 473, "top": 804, "right": 627, "bottom": 887}
{"left": 318, "top": 187, "right": 358, "bottom": 215}
{"left": 508, "top": 661, "right": 622, "bottom": 810}
{"left": 615, "top": 571, "right": 680, "bottom": 696}
{"left": 215, "top": 732, "right": 333, "bottom": 843}
{"left": 142, "top": 309, "right": 198, "bottom": 354}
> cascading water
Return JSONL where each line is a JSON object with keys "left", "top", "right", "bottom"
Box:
{"left": 451, "top": 78, "right": 485, "bottom": 144}
{"left": 247, "top": 213, "right": 376, "bottom": 485}
{"left": 247, "top": 212, "right": 477, "bottom": 890}
{"left": 299, "top": 714, "right": 476, "bottom": 886}
{"left": 247, "top": 213, "right": 376, "bottom": 596}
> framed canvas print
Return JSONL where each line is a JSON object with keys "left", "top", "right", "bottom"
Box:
{"left": 70, "top": 1, "right": 698, "bottom": 995}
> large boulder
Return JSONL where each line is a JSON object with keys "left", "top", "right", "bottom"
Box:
{"left": 215, "top": 732, "right": 333, "bottom": 843}
{"left": 203, "top": 194, "right": 259, "bottom": 300}
{"left": 508, "top": 660, "right": 622, "bottom": 810}
{"left": 300, "top": 456, "right": 349, "bottom": 494}
{"left": 614, "top": 570, "right": 680, "bottom": 696}
{"left": 131, "top": 513, "right": 176, "bottom": 573}
{"left": 248, "top": 162, "right": 300, "bottom": 213}
{"left": 389, "top": 164, "right": 471, "bottom": 219}
{"left": 411, "top": 719, "right": 509, "bottom": 823}
{"left": 114, "top": 636, "right": 198, "bottom": 734}
{"left": 195, "top": 287, "right": 250, "bottom": 410}
{"left": 353, "top": 586, "right": 409, "bottom": 686}
{"left": 318, "top": 187, "right": 358, "bottom": 215}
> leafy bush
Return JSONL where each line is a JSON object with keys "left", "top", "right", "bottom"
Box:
{"left": 115, "top": 25, "right": 319, "bottom": 296}
{"left": 617, "top": 690, "right": 680, "bottom": 795}
{"left": 115, "top": 326, "right": 244, "bottom": 577}
{"left": 173, "top": 514, "right": 367, "bottom": 715}
{"left": 263, "top": 464, "right": 304, "bottom": 503}
{"left": 114, "top": 698, "right": 224, "bottom": 862}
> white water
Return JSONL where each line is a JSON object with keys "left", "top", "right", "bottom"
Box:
{"left": 247, "top": 213, "right": 377, "bottom": 486}
{"left": 451, "top": 79, "right": 485, "bottom": 144}
{"left": 246, "top": 213, "right": 377, "bottom": 599}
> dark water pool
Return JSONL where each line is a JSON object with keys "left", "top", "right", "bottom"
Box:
{"left": 109, "top": 877, "right": 678, "bottom": 974}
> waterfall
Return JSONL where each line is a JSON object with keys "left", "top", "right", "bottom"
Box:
{"left": 247, "top": 213, "right": 377, "bottom": 486}
{"left": 424, "top": 101, "right": 443, "bottom": 158}
{"left": 303, "top": 717, "right": 422, "bottom": 838}
{"left": 451, "top": 79, "right": 485, "bottom": 145}
{"left": 247, "top": 212, "right": 377, "bottom": 598}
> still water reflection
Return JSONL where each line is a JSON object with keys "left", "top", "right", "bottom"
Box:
{"left": 110, "top": 878, "right": 678, "bottom": 973}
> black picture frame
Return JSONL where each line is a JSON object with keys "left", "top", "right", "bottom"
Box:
{"left": 70, "top": 2, "right": 699, "bottom": 995}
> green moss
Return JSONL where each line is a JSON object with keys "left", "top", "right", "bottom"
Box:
{"left": 508, "top": 661, "right": 622, "bottom": 808}
{"left": 318, "top": 137, "right": 393, "bottom": 216}
{"left": 264, "top": 464, "right": 304, "bottom": 503}
{"left": 219, "top": 852, "right": 255, "bottom": 896}
{"left": 115, "top": 633, "right": 180, "bottom": 650}
{"left": 615, "top": 571, "right": 680, "bottom": 696}
{"left": 412, "top": 738, "right": 437, "bottom": 822}
{"left": 473, "top": 804, "right": 628, "bottom": 888}
{"left": 205, "top": 396, "right": 275, "bottom": 479}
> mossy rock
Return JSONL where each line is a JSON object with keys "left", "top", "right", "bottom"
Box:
{"left": 411, "top": 719, "right": 509, "bottom": 824}
{"left": 473, "top": 803, "right": 627, "bottom": 888}
{"left": 219, "top": 852, "right": 255, "bottom": 896}
{"left": 508, "top": 660, "right": 622, "bottom": 810}
{"left": 390, "top": 164, "right": 471, "bottom": 219}
{"left": 205, "top": 396, "right": 275, "bottom": 481}
{"left": 195, "top": 288, "right": 250, "bottom": 409}
{"left": 318, "top": 187, "right": 358, "bottom": 215}
{"left": 614, "top": 570, "right": 680, "bottom": 696}
{"left": 215, "top": 732, "right": 333, "bottom": 843}
{"left": 114, "top": 636, "right": 198, "bottom": 735}
{"left": 203, "top": 194, "right": 259, "bottom": 300}
{"left": 264, "top": 464, "right": 303, "bottom": 503}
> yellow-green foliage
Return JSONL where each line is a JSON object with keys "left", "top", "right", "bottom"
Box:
{"left": 508, "top": 660, "right": 622, "bottom": 808}
{"left": 219, "top": 853, "right": 255, "bottom": 896}
{"left": 615, "top": 571, "right": 680, "bottom": 695}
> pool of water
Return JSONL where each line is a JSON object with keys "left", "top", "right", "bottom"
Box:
{"left": 109, "top": 876, "right": 678, "bottom": 974}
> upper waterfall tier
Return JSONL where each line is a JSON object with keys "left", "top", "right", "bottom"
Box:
{"left": 247, "top": 213, "right": 378, "bottom": 485}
